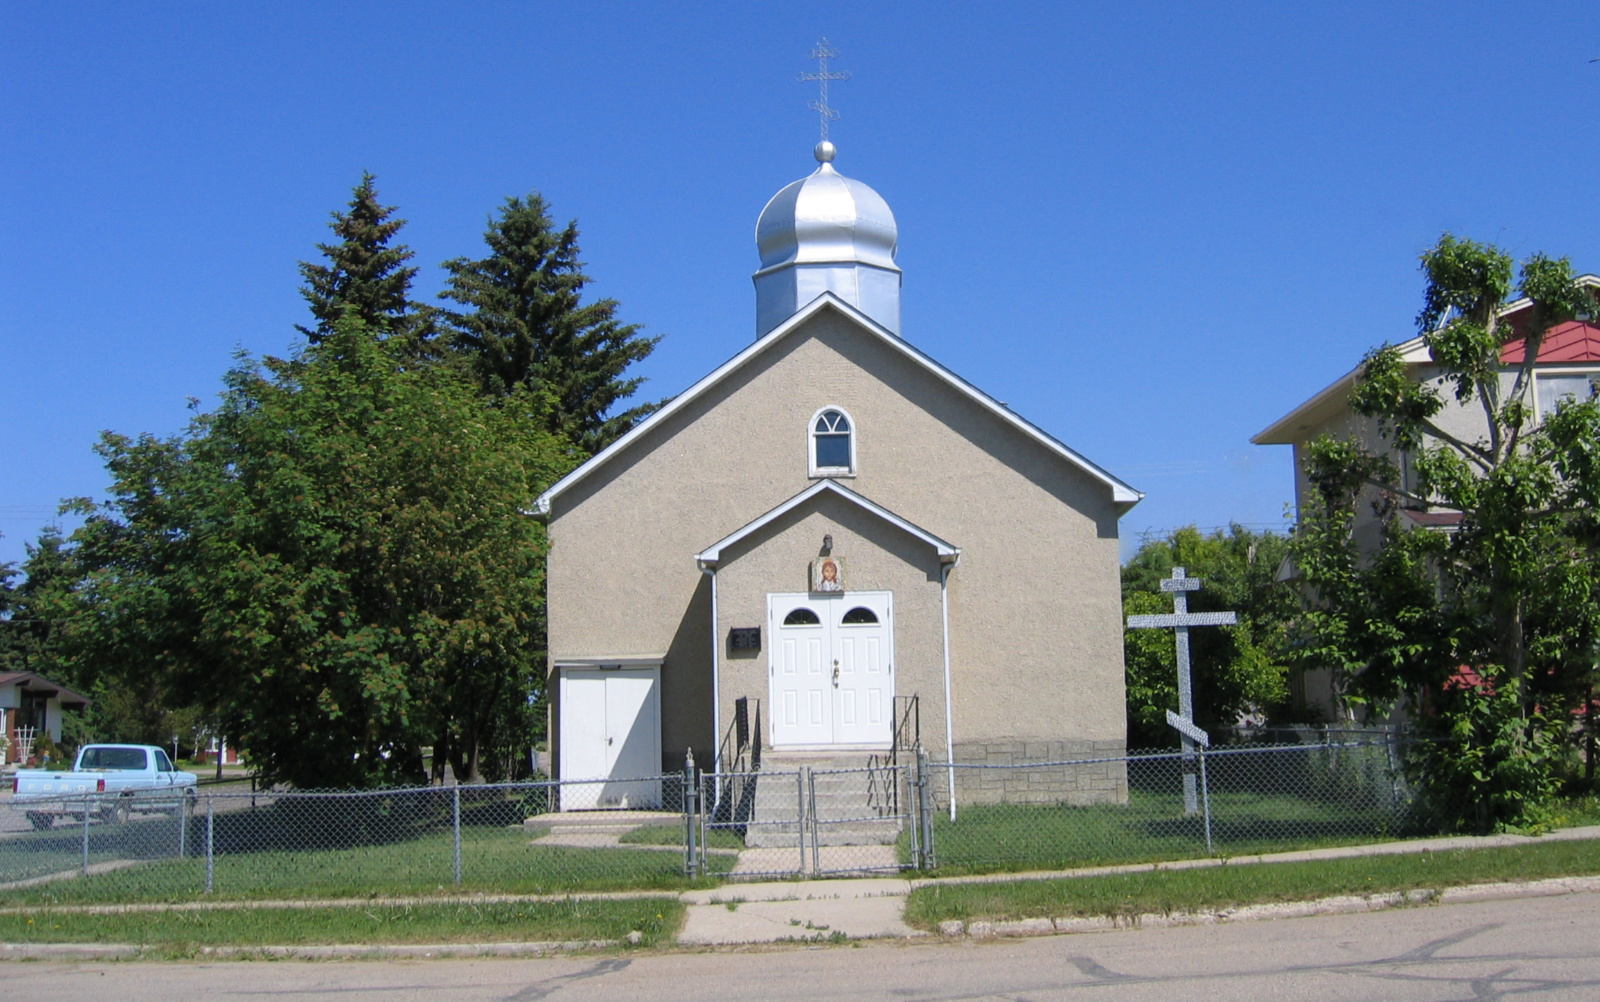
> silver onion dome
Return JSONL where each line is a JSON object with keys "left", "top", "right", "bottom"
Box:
{"left": 752, "top": 146, "right": 902, "bottom": 337}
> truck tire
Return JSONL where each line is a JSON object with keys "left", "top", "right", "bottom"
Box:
{"left": 25, "top": 811, "right": 52, "bottom": 831}
{"left": 99, "top": 800, "right": 131, "bottom": 826}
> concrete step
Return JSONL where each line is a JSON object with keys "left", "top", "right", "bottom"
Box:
{"left": 744, "top": 819, "right": 903, "bottom": 848}
{"left": 521, "top": 809, "right": 676, "bottom": 836}
{"left": 735, "top": 757, "right": 906, "bottom": 848}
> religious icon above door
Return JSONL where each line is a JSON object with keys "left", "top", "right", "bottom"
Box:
{"left": 811, "top": 556, "right": 844, "bottom": 593}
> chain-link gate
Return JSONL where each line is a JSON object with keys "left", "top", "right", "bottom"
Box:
{"left": 695, "top": 768, "right": 806, "bottom": 879}
{"left": 805, "top": 760, "right": 916, "bottom": 876}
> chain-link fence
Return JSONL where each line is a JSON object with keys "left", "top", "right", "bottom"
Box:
{"left": 0, "top": 772, "right": 715, "bottom": 905}
{"left": 0, "top": 736, "right": 1427, "bottom": 902}
{"left": 925, "top": 736, "right": 1419, "bottom": 874}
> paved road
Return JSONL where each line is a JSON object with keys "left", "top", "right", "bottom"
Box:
{"left": 0, "top": 785, "right": 266, "bottom": 838}
{"left": 4, "top": 891, "right": 1598, "bottom": 1000}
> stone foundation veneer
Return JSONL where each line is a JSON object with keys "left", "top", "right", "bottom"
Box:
{"left": 937, "top": 739, "right": 1129, "bottom": 807}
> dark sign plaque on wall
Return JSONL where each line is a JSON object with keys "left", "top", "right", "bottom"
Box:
{"left": 729, "top": 627, "right": 761, "bottom": 651}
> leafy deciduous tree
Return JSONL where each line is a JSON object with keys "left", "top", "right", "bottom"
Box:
{"left": 1291, "top": 234, "right": 1600, "bottom": 828}
{"left": 68, "top": 319, "right": 576, "bottom": 788}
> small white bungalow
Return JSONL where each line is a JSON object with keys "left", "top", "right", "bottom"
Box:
{"left": 0, "top": 671, "right": 89, "bottom": 764}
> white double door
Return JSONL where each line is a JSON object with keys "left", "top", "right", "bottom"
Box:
{"left": 768, "top": 591, "right": 893, "bottom": 748}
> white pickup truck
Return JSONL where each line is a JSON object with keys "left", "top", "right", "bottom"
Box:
{"left": 11, "top": 744, "right": 199, "bottom": 829}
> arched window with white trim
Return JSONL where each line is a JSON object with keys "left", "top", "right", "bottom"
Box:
{"left": 809, "top": 406, "right": 856, "bottom": 477}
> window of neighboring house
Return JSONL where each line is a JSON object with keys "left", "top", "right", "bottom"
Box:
{"left": 809, "top": 407, "right": 856, "bottom": 477}
{"left": 16, "top": 692, "right": 49, "bottom": 739}
{"left": 1536, "top": 372, "right": 1600, "bottom": 421}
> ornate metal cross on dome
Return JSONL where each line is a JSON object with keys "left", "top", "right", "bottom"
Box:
{"left": 799, "top": 38, "right": 850, "bottom": 143}
{"left": 1127, "top": 567, "right": 1237, "bottom": 815}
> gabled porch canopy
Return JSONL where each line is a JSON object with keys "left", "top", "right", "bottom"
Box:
{"left": 693, "top": 478, "right": 961, "bottom": 570}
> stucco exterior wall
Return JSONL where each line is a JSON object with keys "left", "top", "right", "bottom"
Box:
{"left": 546, "top": 305, "right": 1128, "bottom": 774}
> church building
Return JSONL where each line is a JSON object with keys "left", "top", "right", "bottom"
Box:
{"left": 535, "top": 141, "right": 1142, "bottom": 807}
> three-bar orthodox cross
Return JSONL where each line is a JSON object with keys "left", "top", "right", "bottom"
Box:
{"left": 799, "top": 38, "right": 850, "bottom": 142}
{"left": 1127, "top": 567, "right": 1236, "bottom": 815}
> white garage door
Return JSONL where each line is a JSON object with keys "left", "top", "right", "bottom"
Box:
{"left": 558, "top": 666, "right": 662, "bottom": 809}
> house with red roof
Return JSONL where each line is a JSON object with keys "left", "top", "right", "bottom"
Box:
{"left": 1252, "top": 275, "right": 1600, "bottom": 719}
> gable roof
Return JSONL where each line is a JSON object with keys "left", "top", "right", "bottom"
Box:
{"left": 0, "top": 671, "right": 90, "bottom": 708}
{"left": 1251, "top": 336, "right": 1432, "bottom": 445}
{"left": 1253, "top": 275, "right": 1600, "bottom": 445}
{"left": 694, "top": 479, "right": 960, "bottom": 568}
{"left": 534, "top": 293, "right": 1142, "bottom": 514}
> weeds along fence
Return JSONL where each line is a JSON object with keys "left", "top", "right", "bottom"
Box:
{"left": 0, "top": 737, "right": 1423, "bottom": 902}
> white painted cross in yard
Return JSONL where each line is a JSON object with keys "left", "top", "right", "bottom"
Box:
{"left": 1127, "top": 567, "right": 1236, "bottom": 815}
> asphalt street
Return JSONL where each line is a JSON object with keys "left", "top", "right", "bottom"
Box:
{"left": 4, "top": 889, "right": 1598, "bottom": 1000}
{"left": 0, "top": 785, "right": 264, "bottom": 837}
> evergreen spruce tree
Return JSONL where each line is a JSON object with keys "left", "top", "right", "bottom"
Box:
{"left": 297, "top": 172, "right": 420, "bottom": 345}
{"left": 439, "top": 193, "right": 661, "bottom": 453}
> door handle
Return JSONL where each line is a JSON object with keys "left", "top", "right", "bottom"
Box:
{"left": 832, "top": 660, "right": 840, "bottom": 686}
{"left": 607, "top": 737, "right": 613, "bottom": 746}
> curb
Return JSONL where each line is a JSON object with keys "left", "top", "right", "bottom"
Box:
{"left": 932, "top": 873, "right": 1600, "bottom": 939}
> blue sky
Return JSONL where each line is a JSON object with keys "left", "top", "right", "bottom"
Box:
{"left": 4, "top": 2, "right": 1599, "bottom": 569}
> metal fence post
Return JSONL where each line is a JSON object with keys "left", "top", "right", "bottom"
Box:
{"left": 917, "top": 747, "right": 935, "bottom": 870}
{"left": 452, "top": 785, "right": 462, "bottom": 884}
{"left": 796, "top": 768, "right": 807, "bottom": 877}
{"left": 1198, "top": 746, "right": 1214, "bottom": 855}
{"left": 81, "top": 797, "right": 90, "bottom": 877}
{"left": 683, "top": 749, "right": 699, "bottom": 878}
{"left": 698, "top": 774, "right": 708, "bottom": 875}
{"left": 808, "top": 768, "right": 820, "bottom": 877}
{"left": 205, "top": 797, "right": 215, "bottom": 894}
{"left": 177, "top": 792, "right": 187, "bottom": 859}
{"left": 915, "top": 755, "right": 928, "bottom": 864}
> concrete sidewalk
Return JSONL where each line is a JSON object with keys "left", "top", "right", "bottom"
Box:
{"left": 676, "top": 824, "right": 1600, "bottom": 945}
{"left": 5, "top": 826, "right": 1597, "bottom": 949}
{"left": 679, "top": 878, "right": 919, "bottom": 944}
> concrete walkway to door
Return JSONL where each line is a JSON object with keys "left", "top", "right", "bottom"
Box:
{"left": 679, "top": 878, "right": 918, "bottom": 944}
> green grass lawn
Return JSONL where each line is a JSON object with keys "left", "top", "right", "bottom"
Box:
{"left": 0, "top": 898, "right": 684, "bottom": 950}
{"left": 904, "top": 838, "right": 1600, "bottom": 929}
{"left": 909, "top": 788, "right": 1417, "bottom": 876}
{"left": 1, "top": 822, "right": 731, "bottom": 906}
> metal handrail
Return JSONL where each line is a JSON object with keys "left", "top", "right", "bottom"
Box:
{"left": 716, "top": 696, "right": 760, "bottom": 775}
{"left": 894, "top": 694, "right": 920, "bottom": 755}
